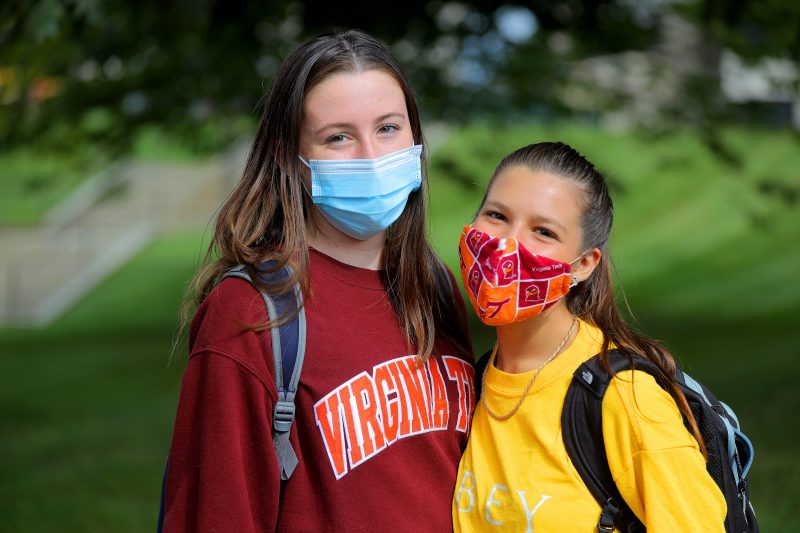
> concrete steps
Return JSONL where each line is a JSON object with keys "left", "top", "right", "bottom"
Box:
{"left": 0, "top": 142, "right": 247, "bottom": 326}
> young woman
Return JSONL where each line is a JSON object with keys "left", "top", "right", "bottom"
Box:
{"left": 452, "top": 142, "right": 726, "bottom": 531}
{"left": 160, "top": 30, "right": 473, "bottom": 532}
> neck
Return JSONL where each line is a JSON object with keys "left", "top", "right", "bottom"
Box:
{"left": 494, "top": 303, "right": 577, "bottom": 374}
{"left": 307, "top": 212, "right": 385, "bottom": 270}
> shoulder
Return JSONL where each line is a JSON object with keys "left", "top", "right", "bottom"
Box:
{"left": 441, "top": 260, "right": 463, "bottom": 289}
{"left": 438, "top": 260, "right": 468, "bottom": 311}
{"left": 440, "top": 261, "right": 457, "bottom": 283}
{"left": 190, "top": 277, "right": 267, "bottom": 344}
{"left": 606, "top": 369, "right": 676, "bottom": 416}
{"left": 188, "top": 277, "right": 274, "bottom": 383}
{"left": 603, "top": 369, "right": 699, "bottom": 452}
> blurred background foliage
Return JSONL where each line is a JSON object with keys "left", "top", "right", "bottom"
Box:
{"left": 1, "top": 0, "right": 799, "bottom": 224}
{"left": 1, "top": 0, "right": 799, "bottom": 531}
{"left": 2, "top": 0, "right": 798, "bottom": 153}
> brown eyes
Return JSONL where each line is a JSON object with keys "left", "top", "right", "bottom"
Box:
{"left": 483, "top": 210, "right": 505, "bottom": 220}
{"left": 533, "top": 227, "right": 557, "bottom": 239}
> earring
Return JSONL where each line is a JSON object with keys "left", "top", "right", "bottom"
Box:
{"left": 570, "top": 273, "right": 580, "bottom": 286}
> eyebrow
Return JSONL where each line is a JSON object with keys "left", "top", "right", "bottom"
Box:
{"left": 312, "top": 112, "right": 406, "bottom": 136}
{"left": 483, "top": 200, "right": 568, "bottom": 233}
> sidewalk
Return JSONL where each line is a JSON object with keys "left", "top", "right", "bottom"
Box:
{"left": 0, "top": 142, "right": 247, "bottom": 326}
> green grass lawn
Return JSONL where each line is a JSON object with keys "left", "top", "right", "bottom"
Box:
{"left": 1, "top": 122, "right": 798, "bottom": 531}
{"left": 0, "top": 232, "right": 201, "bottom": 532}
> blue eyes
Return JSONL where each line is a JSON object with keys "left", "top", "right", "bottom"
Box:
{"left": 326, "top": 134, "right": 347, "bottom": 144}
{"left": 378, "top": 124, "right": 399, "bottom": 134}
{"left": 324, "top": 124, "right": 400, "bottom": 144}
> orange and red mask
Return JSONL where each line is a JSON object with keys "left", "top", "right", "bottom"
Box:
{"left": 458, "top": 225, "right": 578, "bottom": 326}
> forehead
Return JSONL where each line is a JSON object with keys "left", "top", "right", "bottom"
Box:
{"left": 302, "top": 69, "right": 407, "bottom": 125}
{"left": 487, "top": 165, "right": 585, "bottom": 226}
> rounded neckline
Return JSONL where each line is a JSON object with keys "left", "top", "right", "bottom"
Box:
{"left": 485, "top": 320, "right": 606, "bottom": 397}
{"left": 309, "top": 247, "right": 385, "bottom": 290}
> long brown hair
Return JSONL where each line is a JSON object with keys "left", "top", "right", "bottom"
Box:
{"left": 177, "top": 29, "right": 470, "bottom": 362}
{"left": 478, "top": 141, "right": 706, "bottom": 455}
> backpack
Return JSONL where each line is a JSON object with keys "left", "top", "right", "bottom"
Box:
{"left": 474, "top": 348, "right": 758, "bottom": 533}
{"left": 157, "top": 261, "right": 305, "bottom": 532}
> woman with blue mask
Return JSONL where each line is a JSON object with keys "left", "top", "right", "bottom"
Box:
{"left": 160, "top": 30, "right": 474, "bottom": 532}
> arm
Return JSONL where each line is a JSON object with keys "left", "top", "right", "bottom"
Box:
{"left": 162, "top": 350, "right": 280, "bottom": 532}
{"left": 602, "top": 370, "right": 727, "bottom": 533}
{"left": 162, "top": 279, "right": 281, "bottom": 532}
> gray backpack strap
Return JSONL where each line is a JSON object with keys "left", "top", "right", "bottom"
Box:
{"left": 222, "top": 262, "right": 306, "bottom": 480}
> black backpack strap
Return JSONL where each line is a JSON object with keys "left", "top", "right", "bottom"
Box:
{"left": 156, "top": 458, "right": 168, "bottom": 532}
{"left": 223, "top": 262, "right": 306, "bottom": 481}
{"left": 562, "top": 349, "right": 656, "bottom": 532}
{"left": 473, "top": 349, "right": 492, "bottom": 401}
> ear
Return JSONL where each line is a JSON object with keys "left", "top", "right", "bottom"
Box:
{"left": 571, "top": 247, "right": 602, "bottom": 284}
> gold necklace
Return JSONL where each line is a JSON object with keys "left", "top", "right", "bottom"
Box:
{"left": 481, "top": 317, "right": 578, "bottom": 421}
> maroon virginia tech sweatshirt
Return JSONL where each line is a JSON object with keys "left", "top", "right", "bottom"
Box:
{"left": 162, "top": 249, "right": 475, "bottom": 532}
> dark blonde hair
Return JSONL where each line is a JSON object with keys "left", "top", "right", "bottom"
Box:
{"left": 479, "top": 141, "right": 706, "bottom": 455}
{"left": 177, "top": 29, "right": 469, "bottom": 361}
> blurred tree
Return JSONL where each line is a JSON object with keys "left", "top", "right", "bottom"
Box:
{"left": 0, "top": 1, "right": 657, "bottom": 145}
{"left": 677, "top": 0, "right": 800, "bottom": 130}
{"left": 0, "top": 0, "right": 797, "bottom": 157}
{"left": 0, "top": 0, "right": 297, "bottom": 154}
{"left": 0, "top": 0, "right": 663, "bottom": 154}
{"left": 682, "top": 0, "right": 800, "bottom": 62}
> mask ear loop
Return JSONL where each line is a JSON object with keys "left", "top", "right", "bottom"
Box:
{"left": 568, "top": 251, "right": 588, "bottom": 288}
{"left": 297, "top": 156, "right": 313, "bottom": 199}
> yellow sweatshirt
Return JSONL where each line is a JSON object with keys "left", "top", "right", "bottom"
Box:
{"left": 453, "top": 320, "right": 726, "bottom": 532}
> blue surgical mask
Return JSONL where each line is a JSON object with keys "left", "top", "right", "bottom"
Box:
{"left": 300, "top": 144, "right": 423, "bottom": 240}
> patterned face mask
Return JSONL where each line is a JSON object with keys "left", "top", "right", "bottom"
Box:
{"left": 458, "top": 224, "right": 581, "bottom": 326}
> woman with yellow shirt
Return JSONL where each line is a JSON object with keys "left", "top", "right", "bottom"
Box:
{"left": 452, "top": 141, "right": 726, "bottom": 532}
